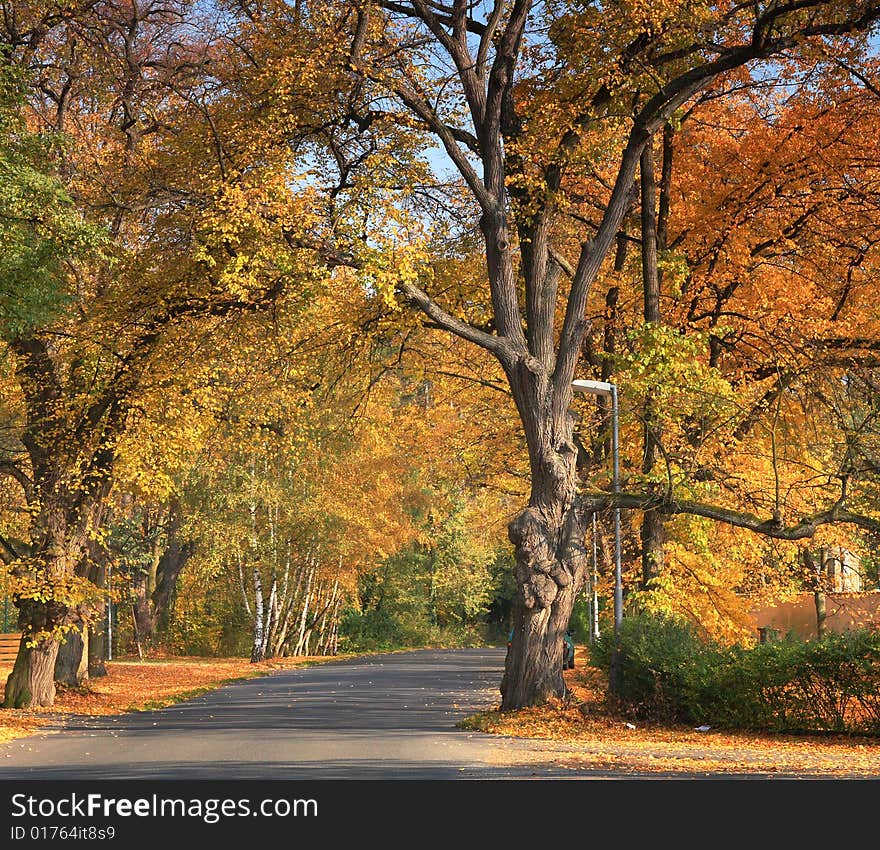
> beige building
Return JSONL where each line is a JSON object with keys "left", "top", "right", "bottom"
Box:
{"left": 749, "top": 548, "right": 880, "bottom": 641}
{"left": 822, "top": 546, "right": 863, "bottom": 593}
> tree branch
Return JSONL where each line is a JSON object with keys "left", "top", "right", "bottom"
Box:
{"left": 0, "top": 532, "right": 22, "bottom": 563}
{"left": 580, "top": 491, "right": 880, "bottom": 541}
{"left": 389, "top": 81, "right": 496, "bottom": 212}
{"left": 0, "top": 462, "right": 33, "bottom": 501}
{"left": 398, "top": 280, "right": 511, "bottom": 360}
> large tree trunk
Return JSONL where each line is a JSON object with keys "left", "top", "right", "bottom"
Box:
{"left": 4, "top": 633, "right": 60, "bottom": 708}
{"left": 502, "top": 510, "right": 585, "bottom": 708}
{"left": 151, "top": 532, "right": 193, "bottom": 635}
{"left": 639, "top": 137, "right": 666, "bottom": 588}
{"left": 500, "top": 365, "right": 588, "bottom": 710}
{"left": 131, "top": 572, "right": 156, "bottom": 651}
{"left": 131, "top": 505, "right": 194, "bottom": 649}
{"left": 54, "top": 538, "right": 111, "bottom": 685}
{"left": 54, "top": 625, "right": 88, "bottom": 687}
{"left": 5, "top": 538, "right": 79, "bottom": 707}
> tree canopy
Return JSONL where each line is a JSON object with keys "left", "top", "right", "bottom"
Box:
{"left": 3, "top": 0, "right": 880, "bottom": 710}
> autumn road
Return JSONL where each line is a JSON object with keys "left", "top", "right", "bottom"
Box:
{"left": 0, "top": 648, "right": 772, "bottom": 779}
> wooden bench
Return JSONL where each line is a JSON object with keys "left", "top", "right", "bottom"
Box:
{"left": 0, "top": 632, "right": 21, "bottom": 668}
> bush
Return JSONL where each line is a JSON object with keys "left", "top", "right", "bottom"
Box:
{"left": 590, "top": 613, "right": 880, "bottom": 734}
{"left": 590, "top": 614, "right": 724, "bottom": 723}
{"left": 337, "top": 606, "right": 490, "bottom": 653}
{"left": 735, "top": 631, "right": 880, "bottom": 734}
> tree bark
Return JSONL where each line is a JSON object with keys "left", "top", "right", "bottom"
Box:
{"left": 88, "top": 615, "right": 107, "bottom": 678}
{"left": 503, "top": 505, "right": 587, "bottom": 708}
{"left": 814, "top": 588, "right": 827, "bottom": 639}
{"left": 151, "top": 533, "right": 193, "bottom": 636}
{"left": 5, "top": 523, "right": 85, "bottom": 706}
{"left": 128, "top": 503, "right": 192, "bottom": 649}
{"left": 262, "top": 579, "right": 277, "bottom": 659}
{"left": 5, "top": 335, "right": 121, "bottom": 706}
{"left": 54, "top": 624, "right": 88, "bottom": 686}
{"left": 500, "top": 362, "right": 588, "bottom": 710}
{"left": 131, "top": 572, "right": 155, "bottom": 652}
{"left": 3, "top": 634, "right": 60, "bottom": 708}
{"left": 250, "top": 565, "right": 265, "bottom": 663}
{"left": 805, "top": 547, "right": 828, "bottom": 639}
{"left": 294, "top": 564, "right": 314, "bottom": 657}
{"left": 640, "top": 137, "right": 665, "bottom": 588}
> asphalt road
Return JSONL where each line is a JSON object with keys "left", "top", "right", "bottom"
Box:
{"left": 0, "top": 648, "right": 577, "bottom": 779}
{"left": 0, "top": 648, "right": 785, "bottom": 780}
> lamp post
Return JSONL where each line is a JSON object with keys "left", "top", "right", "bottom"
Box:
{"left": 591, "top": 513, "right": 600, "bottom": 642}
{"left": 571, "top": 379, "right": 622, "bottom": 636}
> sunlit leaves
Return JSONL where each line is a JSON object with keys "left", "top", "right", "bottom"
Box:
{"left": 0, "top": 64, "right": 104, "bottom": 338}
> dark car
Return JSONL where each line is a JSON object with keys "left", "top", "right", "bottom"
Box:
{"left": 562, "top": 630, "right": 575, "bottom": 669}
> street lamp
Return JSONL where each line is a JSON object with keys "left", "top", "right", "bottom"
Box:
{"left": 571, "top": 379, "right": 622, "bottom": 637}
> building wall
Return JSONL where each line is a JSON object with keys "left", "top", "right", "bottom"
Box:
{"left": 824, "top": 547, "right": 862, "bottom": 593}
{"left": 751, "top": 591, "right": 880, "bottom": 641}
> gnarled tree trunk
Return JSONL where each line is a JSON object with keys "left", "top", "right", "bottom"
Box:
{"left": 4, "top": 526, "right": 85, "bottom": 707}
{"left": 3, "top": 633, "right": 60, "bottom": 708}
{"left": 500, "top": 366, "right": 588, "bottom": 710}
{"left": 5, "top": 334, "right": 122, "bottom": 707}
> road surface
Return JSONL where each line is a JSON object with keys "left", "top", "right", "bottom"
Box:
{"left": 0, "top": 648, "right": 783, "bottom": 779}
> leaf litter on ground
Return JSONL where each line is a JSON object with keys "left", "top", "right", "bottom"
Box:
{"left": 458, "top": 647, "right": 880, "bottom": 777}
{"left": 0, "top": 653, "right": 337, "bottom": 745}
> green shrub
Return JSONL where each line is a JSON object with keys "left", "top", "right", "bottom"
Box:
{"left": 337, "top": 606, "right": 490, "bottom": 652}
{"left": 590, "top": 613, "right": 725, "bottom": 723}
{"left": 590, "top": 613, "right": 880, "bottom": 734}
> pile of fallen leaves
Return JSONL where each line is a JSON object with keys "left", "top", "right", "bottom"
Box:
{"left": 461, "top": 647, "right": 880, "bottom": 777}
{"left": 0, "top": 654, "right": 332, "bottom": 745}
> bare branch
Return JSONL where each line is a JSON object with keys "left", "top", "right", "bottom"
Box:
{"left": 0, "top": 462, "right": 33, "bottom": 501}
{"left": 390, "top": 81, "right": 496, "bottom": 212}
{"left": 580, "top": 492, "right": 880, "bottom": 541}
{"left": 548, "top": 246, "right": 575, "bottom": 279}
{"left": 398, "top": 280, "right": 511, "bottom": 360}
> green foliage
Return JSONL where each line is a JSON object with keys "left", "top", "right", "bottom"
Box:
{"left": 616, "top": 324, "right": 734, "bottom": 432}
{"left": 590, "top": 614, "right": 880, "bottom": 734}
{"left": 569, "top": 594, "right": 602, "bottom": 644}
{"left": 591, "top": 612, "right": 718, "bottom": 722}
{"left": 725, "top": 632, "right": 880, "bottom": 734}
{"left": 337, "top": 606, "right": 489, "bottom": 652}
{"left": 424, "top": 501, "right": 496, "bottom": 626}
{"left": 107, "top": 512, "right": 161, "bottom": 583}
{"left": 338, "top": 507, "right": 503, "bottom": 652}
{"left": 656, "top": 249, "right": 690, "bottom": 300}
{"left": 162, "top": 589, "right": 234, "bottom": 658}
{"left": 0, "top": 62, "right": 105, "bottom": 338}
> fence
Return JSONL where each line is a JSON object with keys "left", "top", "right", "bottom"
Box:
{"left": 0, "top": 632, "right": 19, "bottom": 669}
